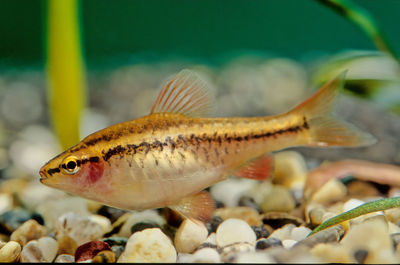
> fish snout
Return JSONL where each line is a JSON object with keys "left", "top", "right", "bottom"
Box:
{"left": 39, "top": 169, "right": 48, "bottom": 183}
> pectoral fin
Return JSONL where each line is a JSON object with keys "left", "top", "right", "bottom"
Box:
{"left": 235, "top": 154, "right": 274, "bottom": 181}
{"left": 169, "top": 191, "right": 215, "bottom": 223}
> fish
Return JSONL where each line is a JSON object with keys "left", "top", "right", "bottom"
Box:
{"left": 39, "top": 69, "right": 376, "bottom": 222}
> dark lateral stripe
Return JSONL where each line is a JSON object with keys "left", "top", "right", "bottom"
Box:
{"left": 102, "top": 118, "right": 310, "bottom": 161}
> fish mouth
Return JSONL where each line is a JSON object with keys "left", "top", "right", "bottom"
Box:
{"left": 39, "top": 170, "right": 48, "bottom": 183}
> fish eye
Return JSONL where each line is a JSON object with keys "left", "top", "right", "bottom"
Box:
{"left": 61, "top": 156, "right": 80, "bottom": 174}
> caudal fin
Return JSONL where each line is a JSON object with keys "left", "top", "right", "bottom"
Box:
{"left": 289, "top": 71, "right": 377, "bottom": 147}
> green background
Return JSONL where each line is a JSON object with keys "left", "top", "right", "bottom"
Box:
{"left": 0, "top": 0, "right": 399, "bottom": 69}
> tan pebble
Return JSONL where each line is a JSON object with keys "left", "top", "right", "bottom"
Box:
{"left": 268, "top": 224, "right": 295, "bottom": 241}
{"left": 310, "top": 243, "right": 353, "bottom": 263}
{"left": 57, "top": 235, "right": 78, "bottom": 255}
{"left": 0, "top": 234, "right": 8, "bottom": 242}
{"left": 88, "top": 214, "right": 112, "bottom": 234}
{"left": 309, "top": 179, "right": 347, "bottom": 205}
{"left": 272, "top": 151, "right": 307, "bottom": 189}
{"left": 347, "top": 180, "right": 380, "bottom": 197}
{"left": 54, "top": 254, "right": 75, "bottom": 263}
{"left": 38, "top": 236, "right": 58, "bottom": 262}
{"left": 92, "top": 250, "right": 116, "bottom": 263}
{"left": 0, "top": 241, "right": 21, "bottom": 262}
{"left": 117, "top": 210, "right": 165, "bottom": 238}
{"left": 214, "top": 207, "right": 262, "bottom": 226}
{"left": 341, "top": 216, "right": 397, "bottom": 263}
{"left": 174, "top": 218, "right": 208, "bottom": 253}
{"left": 384, "top": 208, "right": 400, "bottom": 224}
{"left": 118, "top": 228, "right": 176, "bottom": 262}
{"left": 20, "top": 240, "right": 43, "bottom": 262}
{"left": 10, "top": 219, "right": 46, "bottom": 246}
{"left": 308, "top": 206, "right": 326, "bottom": 226}
{"left": 260, "top": 185, "right": 295, "bottom": 213}
{"left": 295, "top": 225, "right": 344, "bottom": 248}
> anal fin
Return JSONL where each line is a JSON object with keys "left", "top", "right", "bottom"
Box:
{"left": 169, "top": 191, "right": 215, "bottom": 223}
{"left": 235, "top": 154, "right": 274, "bottom": 181}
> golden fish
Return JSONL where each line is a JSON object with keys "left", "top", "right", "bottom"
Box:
{"left": 39, "top": 70, "right": 376, "bottom": 221}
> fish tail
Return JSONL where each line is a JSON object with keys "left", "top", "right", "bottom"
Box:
{"left": 290, "top": 71, "right": 377, "bottom": 147}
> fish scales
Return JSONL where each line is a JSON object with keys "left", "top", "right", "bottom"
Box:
{"left": 39, "top": 69, "right": 376, "bottom": 221}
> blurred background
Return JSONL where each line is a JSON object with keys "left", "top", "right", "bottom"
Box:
{"left": 0, "top": 0, "right": 400, "bottom": 190}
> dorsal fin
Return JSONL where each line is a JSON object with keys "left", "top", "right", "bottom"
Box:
{"left": 150, "top": 69, "right": 212, "bottom": 117}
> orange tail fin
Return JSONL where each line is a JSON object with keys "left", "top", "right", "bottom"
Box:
{"left": 289, "top": 71, "right": 376, "bottom": 147}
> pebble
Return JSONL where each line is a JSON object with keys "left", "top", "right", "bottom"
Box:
{"left": 310, "top": 179, "right": 347, "bottom": 205}
{"left": 117, "top": 210, "right": 165, "bottom": 238}
{"left": 54, "top": 254, "right": 75, "bottom": 263}
{"left": 256, "top": 237, "right": 282, "bottom": 250}
{"left": 0, "top": 240, "right": 21, "bottom": 262}
{"left": 10, "top": 219, "right": 46, "bottom": 246}
{"left": 56, "top": 212, "right": 104, "bottom": 246}
{"left": 268, "top": 224, "right": 295, "bottom": 241}
{"left": 295, "top": 225, "right": 344, "bottom": 248}
{"left": 220, "top": 242, "right": 255, "bottom": 263}
{"left": 117, "top": 228, "right": 177, "bottom": 262}
{"left": 57, "top": 234, "right": 78, "bottom": 255}
{"left": 130, "top": 221, "right": 160, "bottom": 234}
{"left": 20, "top": 240, "right": 43, "bottom": 262}
{"left": 251, "top": 224, "right": 270, "bottom": 239}
{"left": 178, "top": 247, "right": 221, "bottom": 263}
{"left": 38, "top": 236, "right": 58, "bottom": 262}
{"left": 262, "top": 212, "right": 304, "bottom": 229}
{"left": 290, "top": 226, "right": 311, "bottom": 241}
{"left": 206, "top": 216, "right": 223, "bottom": 234}
{"left": 36, "top": 197, "right": 89, "bottom": 230}
{"left": 272, "top": 151, "right": 308, "bottom": 189}
{"left": 97, "top": 205, "right": 127, "bottom": 224}
{"left": 235, "top": 251, "right": 275, "bottom": 263}
{"left": 282, "top": 239, "right": 297, "bottom": 249}
{"left": 75, "top": 241, "right": 112, "bottom": 262}
{"left": 88, "top": 214, "right": 112, "bottom": 235}
{"left": 216, "top": 218, "right": 257, "bottom": 247}
{"left": 214, "top": 206, "right": 262, "bottom": 226}
{"left": 238, "top": 195, "right": 261, "bottom": 212}
{"left": 260, "top": 185, "right": 296, "bottom": 213}
{"left": 174, "top": 218, "right": 208, "bottom": 253}
{"left": 92, "top": 250, "right": 116, "bottom": 263}
{"left": 210, "top": 178, "right": 257, "bottom": 207}
{"left": 0, "top": 208, "right": 42, "bottom": 234}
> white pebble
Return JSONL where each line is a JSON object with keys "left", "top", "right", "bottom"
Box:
{"left": 204, "top": 232, "right": 217, "bottom": 245}
{"left": 178, "top": 248, "right": 221, "bottom": 263}
{"left": 88, "top": 214, "right": 112, "bottom": 234}
{"left": 290, "top": 226, "right": 312, "bottom": 241}
{"left": 118, "top": 210, "right": 165, "bottom": 237}
{"left": 0, "top": 241, "right": 21, "bottom": 262}
{"left": 174, "top": 219, "right": 208, "bottom": 253}
{"left": 55, "top": 254, "right": 75, "bottom": 263}
{"left": 216, "top": 218, "right": 256, "bottom": 247}
{"left": 282, "top": 239, "right": 297, "bottom": 249}
{"left": 56, "top": 212, "right": 104, "bottom": 246}
{"left": 235, "top": 251, "right": 275, "bottom": 263}
{"left": 210, "top": 178, "right": 257, "bottom": 207}
{"left": 38, "top": 236, "right": 58, "bottom": 262}
{"left": 269, "top": 224, "right": 296, "bottom": 241}
{"left": 118, "top": 228, "right": 177, "bottom": 262}
{"left": 20, "top": 240, "right": 43, "bottom": 262}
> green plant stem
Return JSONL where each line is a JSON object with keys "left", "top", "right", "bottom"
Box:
{"left": 309, "top": 197, "right": 400, "bottom": 236}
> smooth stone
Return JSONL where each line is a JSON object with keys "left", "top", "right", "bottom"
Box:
{"left": 206, "top": 216, "right": 223, "bottom": 234}
{"left": 353, "top": 248, "right": 369, "bottom": 264}
{"left": 216, "top": 218, "right": 256, "bottom": 247}
{"left": 290, "top": 226, "right": 312, "bottom": 241}
{"left": 57, "top": 234, "right": 78, "bottom": 255}
{"left": 294, "top": 225, "right": 344, "bottom": 248}
{"left": 54, "top": 254, "right": 75, "bottom": 263}
{"left": 235, "top": 251, "right": 275, "bottom": 263}
{"left": 256, "top": 237, "right": 282, "bottom": 250}
{"left": 282, "top": 239, "right": 297, "bottom": 249}
{"left": 260, "top": 185, "right": 295, "bottom": 213}
{"left": 214, "top": 206, "right": 262, "bottom": 226}
{"left": 261, "top": 212, "right": 304, "bottom": 229}
{"left": 251, "top": 224, "right": 270, "bottom": 239}
{"left": 340, "top": 216, "right": 397, "bottom": 263}
{"left": 178, "top": 247, "right": 221, "bottom": 263}
{"left": 117, "top": 228, "right": 176, "bottom": 263}
{"left": 220, "top": 242, "right": 254, "bottom": 263}
{"left": 0, "top": 194, "right": 12, "bottom": 215}
{"left": 97, "top": 205, "right": 127, "bottom": 224}
{"left": 38, "top": 236, "right": 58, "bottom": 262}
{"left": 309, "top": 179, "right": 347, "bottom": 205}
{"left": 88, "top": 214, "right": 112, "bottom": 235}
{"left": 75, "top": 241, "right": 112, "bottom": 262}
{"left": 130, "top": 221, "right": 160, "bottom": 234}
{"left": 92, "top": 250, "right": 116, "bottom": 263}
{"left": 174, "top": 219, "right": 208, "bottom": 253}
{"left": 10, "top": 219, "right": 46, "bottom": 246}
{"left": 102, "top": 237, "right": 127, "bottom": 247}
{"left": 117, "top": 210, "right": 165, "bottom": 238}
{"left": 310, "top": 243, "right": 353, "bottom": 263}
{"left": 272, "top": 150, "right": 307, "bottom": 189}
{"left": 20, "top": 240, "right": 43, "bottom": 262}
{"left": 238, "top": 195, "right": 261, "bottom": 212}
{"left": 0, "top": 208, "right": 41, "bottom": 234}
{"left": 210, "top": 178, "right": 258, "bottom": 207}
{"left": 0, "top": 240, "right": 21, "bottom": 262}
{"left": 268, "top": 224, "right": 295, "bottom": 241}
{"left": 112, "top": 245, "right": 125, "bottom": 260}
{"left": 37, "top": 197, "right": 89, "bottom": 230}
{"left": 56, "top": 212, "right": 104, "bottom": 246}
{"left": 197, "top": 232, "right": 217, "bottom": 250}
